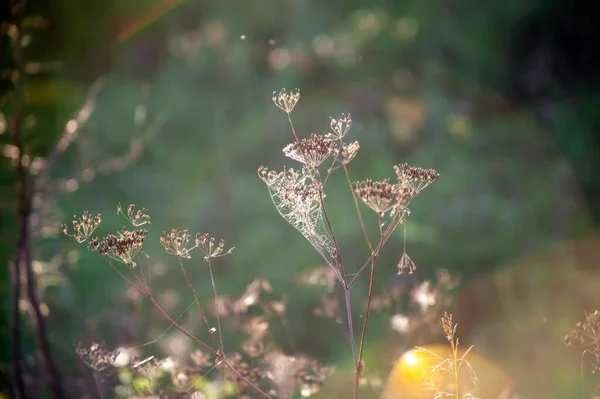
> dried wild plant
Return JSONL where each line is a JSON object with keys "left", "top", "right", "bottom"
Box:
{"left": 260, "top": 88, "right": 439, "bottom": 398}
{"left": 416, "top": 312, "right": 479, "bottom": 399}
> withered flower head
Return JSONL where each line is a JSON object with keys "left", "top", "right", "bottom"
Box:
{"left": 195, "top": 233, "right": 234, "bottom": 260}
{"left": 117, "top": 203, "right": 151, "bottom": 227}
{"left": 352, "top": 178, "right": 400, "bottom": 214}
{"left": 272, "top": 88, "right": 300, "bottom": 113}
{"left": 397, "top": 252, "right": 416, "bottom": 275}
{"left": 334, "top": 141, "right": 360, "bottom": 165}
{"left": 160, "top": 229, "right": 195, "bottom": 258}
{"left": 93, "top": 228, "right": 148, "bottom": 267}
{"left": 329, "top": 113, "right": 352, "bottom": 138}
{"left": 63, "top": 211, "right": 102, "bottom": 243}
{"left": 394, "top": 163, "right": 439, "bottom": 194}
{"left": 283, "top": 134, "right": 336, "bottom": 168}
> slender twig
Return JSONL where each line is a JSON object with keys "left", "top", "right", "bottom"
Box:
{"left": 352, "top": 214, "right": 384, "bottom": 399}
{"left": 177, "top": 258, "right": 218, "bottom": 347}
{"left": 343, "top": 164, "right": 372, "bottom": 251}
{"left": 206, "top": 258, "right": 225, "bottom": 352}
{"left": 348, "top": 212, "right": 402, "bottom": 287}
{"left": 286, "top": 113, "right": 299, "bottom": 141}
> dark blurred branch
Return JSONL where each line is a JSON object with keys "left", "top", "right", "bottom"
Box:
{"left": 9, "top": 0, "right": 64, "bottom": 397}
{"left": 8, "top": 1, "right": 27, "bottom": 396}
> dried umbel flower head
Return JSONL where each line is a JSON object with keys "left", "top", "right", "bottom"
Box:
{"left": 334, "top": 141, "right": 360, "bottom": 165}
{"left": 62, "top": 211, "right": 102, "bottom": 243}
{"left": 117, "top": 203, "right": 151, "bottom": 227}
{"left": 283, "top": 134, "right": 336, "bottom": 168}
{"left": 329, "top": 113, "right": 352, "bottom": 139}
{"left": 394, "top": 163, "right": 439, "bottom": 194}
{"left": 195, "top": 233, "right": 235, "bottom": 260}
{"left": 160, "top": 229, "right": 195, "bottom": 258}
{"left": 565, "top": 310, "right": 600, "bottom": 372}
{"left": 273, "top": 88, "right": 300, "bottom": 113}
{"left": 352, "top": 179, "right": 400, "bottom": 215}
{"left": 89, "top": 228, "right": 148, "bottom": 267}
{"left": 397, "top": 252, "right": 416, "bottom": 275}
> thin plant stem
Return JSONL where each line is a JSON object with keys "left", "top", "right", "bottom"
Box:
{"left": 207, "top": 258, "right": 225, "bottom": 352}
{"left": 343, "top": 164, "right": 372, "bottom": 251}
{"left": 104, "top": 260, "right": 145, "bottom": 295}
{"left": 348, "top": 213, "right": 402, "bottom": 287}
{"left": 177, "top": 258, "right": 218, "bottom": 348}
{"left": 286, "top": 113, "right": 299, "bottom": 141}
{"left": 352, "top": 214, "right": 384, "bottom": 399}
{"left": 452, "top": 340, "right": 460, "bottom": 398}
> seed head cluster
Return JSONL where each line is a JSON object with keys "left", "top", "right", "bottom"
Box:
{"left": 329, "top": 113, "right": 352, "bottom": 139}
{"left": 272, "top": 88, "right": 300, "bottom": 114}
{"left": 397, "top": 252, "right": 417, "bottom": 275}
{"left": 196, "top": 232, "right": 235, "bottom": 260}
{"left": 395, "top": 163, "right": 439, "bottom": 193}
{"left": 283, "top": 134, "right": 336, "bottom": 168}
{"left": 62, "top": 211, "right": 102, "bottom": 243}
{"left": 160, "top": 229, "right": 195, "bottom": 258}
{"left": 89, "top": 228, "right": 148, "bottom": 267}
{"left": 352, "top": 179, "right": 401, "bottom": 215}
{"left": 352, "top": 163, "right": 439, "bottom": 215}
{"left": 117, "top": 203, "right": 151, "bottom": 226}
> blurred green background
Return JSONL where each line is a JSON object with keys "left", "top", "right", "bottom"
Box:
{"left": 2, "top": 0, "right": 600, "bottom": 397}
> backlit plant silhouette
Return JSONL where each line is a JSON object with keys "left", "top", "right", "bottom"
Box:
{"left": 260, "top": 88, "right": 439, "bottom": 398}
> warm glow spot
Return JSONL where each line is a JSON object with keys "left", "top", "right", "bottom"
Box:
{"left": 381, "top": 345, "right": 514, "bottom": 399}
{"left": 401, "top": 351, "right": 419, "bottom": 367}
